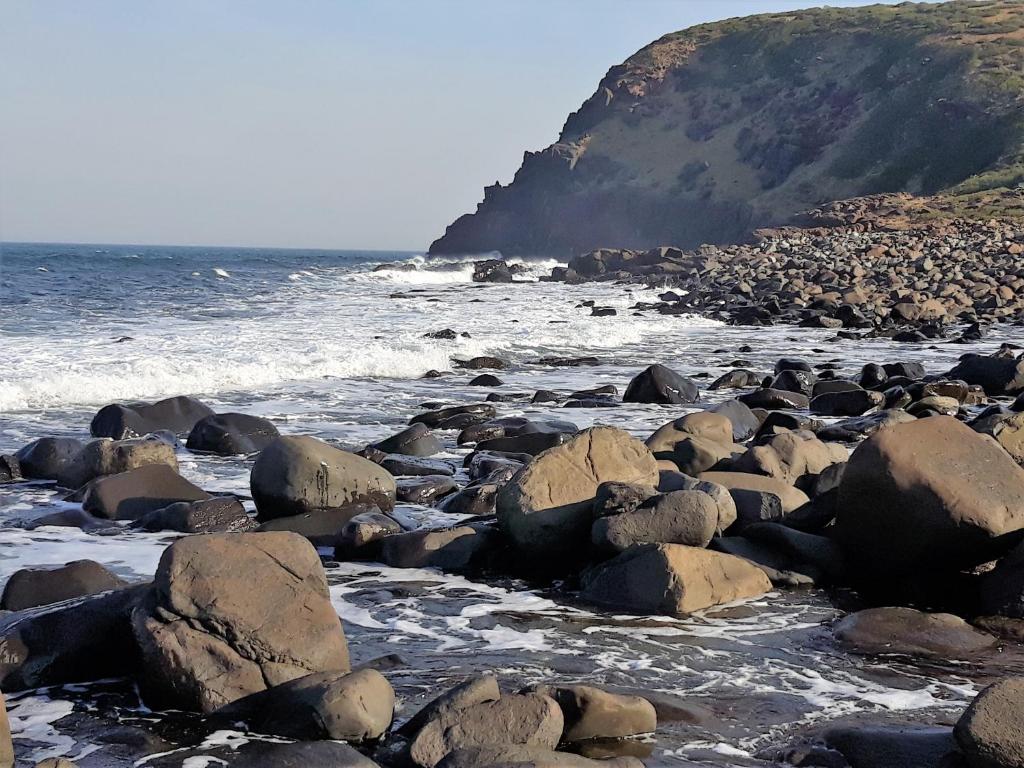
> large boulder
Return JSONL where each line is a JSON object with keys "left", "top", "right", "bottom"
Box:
{"left": 82, "top": 464, "right": 211, "bottom": 520}
{"left": 698, "top": 471, "right": 809, "bottom": 514}
{"left": 438, "top": 747, "right": 643, "bottom": 768}
{"left": 131, "top": 532, "right": 350, "bottom": 712}
{"left": 0, "top": 585, "right": 147, "bottom": 691}
{"left": 948, "top": 353, "right": 1024, "bottom": 396}
{"left": 186, "top": 413, "right": 280, "bottom": 455}
{"left": 730, "top": 431, "right": 846, "bottom": 486}
{"left": 250, "top": 436, "right": 396, "bottom": 521}
{"left": 823, "top": 725, "right": 961, "bottom": 768}
{"left": 646, "top": 412, "right": 733, "bottom": 452}
{"left": 57, "top": 436, "right": 178, "bottom": 489}
{"left": 591, "top": 490, "right": 718, "bottom": 553}
{"left": 91, "top": 396, "right": 215, "bottom": 439}
{"left": 1, "top": 560, "right": 126, "bottom": 611}
{"left": 380, "top": 526, "right": 497, "bottom": 572}
{"left": 581, "top": 543, "right": 772, "bottom": 615}
{"left": 955, "top": 678, "right": 1024, "bottom": 768}
{"left": 408, "top": 692, "right": 563, "bottom": 768}
{"left": 135, "top": 497, "right": 256, "bottom": 534}
{"left": 14, "top": 437, "right": 84, "bottom": 480}
{"left": 979, "top": 542, "right": 1024, "bottom": 618}
{"left": 526, "top": 684, "right": 656, "bottom": 743}
{"left": 834, "top": 607, "right": 997, "bottom": 659}
{"left": 496, "top": 427, "right": 659, "bottom": 559}
{"left": 373, "top": 423, "right": 443, "bottom": 457}
{"left": 835, "top": 416, "right": 1024, "bottom": 579}
{"left": 623, "top": 364, "right": 698, "bottom": 405}
{"left": 972, "top": 410, "right": 1024, "bottom": 465}
{"left": 215, "top": 668, "right": 394, "bottom": 743}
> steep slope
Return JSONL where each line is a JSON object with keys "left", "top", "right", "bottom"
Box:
{"left": 430, "top": 1, "right": 1024, "bottom": 257}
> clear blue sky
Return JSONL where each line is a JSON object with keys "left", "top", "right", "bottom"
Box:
{"left": 2, "top": 1, "right": 915, "bottom": 251}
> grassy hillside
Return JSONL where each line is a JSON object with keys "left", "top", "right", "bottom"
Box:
{"left": 430, "top": 1, "right": 1024, "bottom": 257}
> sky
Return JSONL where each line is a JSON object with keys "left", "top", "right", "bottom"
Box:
{"left": 2, "top": 0, "right": 916, "bottom": 251}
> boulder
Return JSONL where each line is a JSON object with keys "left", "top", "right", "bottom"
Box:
{"left": 135, "top": 497, "right": 256, "bottom": 534}
{"left": 408, "top": 693, "right": 563, "bottom": 768}
{"left": 623, "top": 364, "right": 699, "bottom": 405}
{"left": 131, "top": 532, "right": 350, "bottom": 712}
{"left": 14, "top": 437, "right": 84, "bottom": 480}
{"left": 398, "top": 676, "right": 501, "bottom": 738}
{"left": 654, "top": 436, "right": 739, "bottom": 476}
{"left": 591, "top": 490, "right": 718, "bottom": 553}
{"left": 526, "top": 684, "right": 656, "bottom": 742}
{"left": 731, "top": 431, "right": 847, "bottom": 485}
{"left": 380, "top": 526, "right": 496, "bottom": 572}
{"left": 698, "top": 471, "right": 810, "bottom": 514}
{"left": 948, "top": 353, "right": 1024, "bottom": 396}
{"left": 0, "top": 585, "right": 147, "bottom": 691}
{"left": 91, "top": 396, "right": 214, "bottom": 439}
{"left": 737, "top": 389, "right": 809, "bottom": 410}
{"left": 955, "top": 678, "right": 1024, "bottom": 768}
{"left": 834, "top": 607, "right": 997, "bottom": 659}
{"left": 215, "top": 668, "right": 394, "bottom": 743}
{"left": 186, "top": 413, "right": 280, "bottom": 455}
{"left": 250, "top": 436, "right": 396, "bottom": 521}
{"left": 335, "top": 511, "right": 403, "bottom": 559}
{"left": 82, "top": 464, "right": 211, "bottom": 520}
{"left": 397, "top": 475, "right": 459, "bottom": 505}
{"left": 57, "top": 436, "right": 178, "bottom": 490}
{"left": 835, "top": 416, "right": 1024, "bottom": 578}
{"left": 710, "top": 399, "right": 761, "bottom": 441}
{"left": 646, "top": 412, "right": 733, "bottom": 452}
{"left": 1, "top": 560, "right": 126, "bottom": 611}
{"left": 823, "top": 725, "right": 961, "bottom": 768}
{"left": 472, "top": 259, "right": 513, "bottom": 283}
{"left": 219, "top": 741, "right": 380, "bottom": 768}
{"left": 592, "top": 482, "right": 659, "bottom": 518}
{"left": 257, "top": 504, "right": 378, "bottom": 548}
{"left": 810, "top": 389, "right": 885, "bottom": 417}
{"left": 972, "top": 410, "right": 1024, "bottom": 465}
{"left": 382, "top": 455, "right": 457, "bottom": 477}
{"left": 979, "top": 542, "right": 1024, "bottom": 618}
{"left": 438, "top": 747, "right": 643, "bottom": 768}
{"left": 712, "top": 522, "right": 843, "bottom": 586}
{"left": 497, "top": 427, "right": 659, "bottom": 559}
{"left": 374, "top": 423, "right": 443, "bottom": 457}
{"left": 411, "top": 404, "right": 497, "bottom": 429}
{"left": 581, "top": 543, "right": 772, "bottom": 615}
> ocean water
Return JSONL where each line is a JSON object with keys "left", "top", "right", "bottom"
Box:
{"left": 1, "top": 241, "right": 1022, "bottom": 767}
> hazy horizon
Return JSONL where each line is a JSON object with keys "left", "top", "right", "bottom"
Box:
{"left": 3, "top": 0, "right": 920, "bottom": 251}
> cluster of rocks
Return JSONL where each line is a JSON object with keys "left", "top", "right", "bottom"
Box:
{"left": 5, "top": 341, "right": 1024, "bottom": 765}
{"left": 467, "top": 216, "right": 1024, "bottom": 336}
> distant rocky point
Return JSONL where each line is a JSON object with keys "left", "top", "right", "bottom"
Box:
{"left": 430, "top": 1, "right": 1024, "bottom": 257}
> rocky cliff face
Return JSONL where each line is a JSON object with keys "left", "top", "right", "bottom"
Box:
{"left": 429, "top": 1, "right": 1024, "bottom": 257}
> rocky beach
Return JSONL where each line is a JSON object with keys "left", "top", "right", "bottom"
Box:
{"left": 6, "top": 1, "right": 1024, "bottom": 766}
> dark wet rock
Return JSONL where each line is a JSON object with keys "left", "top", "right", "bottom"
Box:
{"left": 810, "top": 389, "right": 885, "bottom": 417}
{"left": 955, "top": 677, "right": 1024, "bottom": 768}
{"left": 592, "top": 481, "right": 658, "bottom": 518}
{"left": 58, "top": 436, "right": 179, "bottom": 490}
{"left": 812, "top": 379, "right": 862, "bottom": 397}
{"left": 775, "top": 358, "right": 812, "bottom": 374}
{"left": 412, "top": 403, "right": 498, "bottom": 429}
{"left": 14, "top": 437, "right": 84, "bottom": 480}
{"left": 592, "top": 490, "right": 719, "bottom": 553}
{"left": 623, "top": 364, "right": 699, "bottom": 404}
{"left": 438, "top": 746, "right": 643, "bottom": 768}
{"left": 795, "top": 460, "right": 846, "bottom": 498}
{"left": 581, "top": 543, "right": 772, "bottom": 615}
{"left": 710, "top": 399, "right": 761, "bottom": 441}
{"left": 466, "top": 451, "right": 526, "bottom": 481}
{"left": 0, "top": 584, "right": 148, "bottom": 691}
{"left": 185, "top": 412, "right": 280, "bottom": 456}
{"left": 816, "top": 409, "right": 916, "bottom": 442}
{"left": 438, "top": 483, "right": 501, "bottom": 517}
{"left": 532, "top": 390, "right": 561, "bottom": 403}
{"left": 380, "top": 525, "right": 498, "bottom": 572}
{"left": 973, "top": 615, "right": 1024, "bottom": 643}
{"left": 0, "top": 455, "right": 21, "bottom": 484}
{"left": 382, "top": 455, "right": 457, "bottom": 477}
{"left": 251, "top": 435, "right": 396, "bottom": 521}
{"left": 82, "top": 464, "right": 211, "bottom": 521}
{"left": 335, "top": 511, "right": 404, "bottom": 560}
{"left": 397, "top": 475, "right": 459, "bottom": 505}
{"left": 738, "top": 388, "right": 810, "bottom": 410}
{"left": 132, "top": 531, "right": 349, "bottom": 713}
{"left": 771, "top": 368, "right": 817, "bottom": 397}
{"left": 709, "top": 369, "right": 760, "bottom": 390}
{"left": 0, "top": 693, "right": 10, "bottom": 768}
{"left": 497, "top": 427, "right": 659, "bottom": 559}
{"left": 537, "top": 356, "right": 601, "bottom": 367}
{"left": 453, "top": 356, "right": 509, "bottom": 370}
{"left": 472, "top": 259, "right": 514, "bottom": 283}
{"left": 215, "top": 668, "right": 394, "bottom": 742}
{"left": 525, "top": 684, "right": 656, "bottom": 743}
{"left": 477, "top": 432, "right": 570, "bottom": 456}
{"left": 424, "top": 328, "right": 469, "bottom": 340}
{"left": 700, "top": 471, "right": 810, "bottom": 514}
{"left": 408, "top": 692, "right": 563, "bottom": 768}
{"left": 26, "top": 508, "right": 113, "bottom": 532}
{"left": 1, "top": 560, "right": 126, "bottom": 611}
{"left": 835, "top": 416, "right": 1024, "bottom": 580}
{"left": 257, "top": 504, "right": 379, "bottom": 548}
{"left": 469, "top": 373, "right": 504, "bottom": 386}
{"left": 834, "top": 607, "right": 997, "bottom": 658}
{"left": 90, "top": 396, "right": 215, "bottom": 439}
{"left": 728, "top": 489, "right": 785, "bottom": 531}
{"left": 219, "top": 741, "right": 380, "bottom": 768}
{"left": 978, "top": 542, "right": 1024, "bottom": 618}
{"left": 374, "top": 423, "right": 443, "bottom": 457}
{"left": 135, "top": 497, "right": 256, "bottom": 534}
{"left": 948, "top": 352, "right": 1024, "bottom": 396}
{"left": 823, "top": 724, "right": 960, "bottom": 768}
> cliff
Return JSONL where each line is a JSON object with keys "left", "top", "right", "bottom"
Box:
{"left": 429, "top": 1, "right": 1024, "bottom": 257}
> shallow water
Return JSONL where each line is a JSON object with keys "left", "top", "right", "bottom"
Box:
{"left": 2, "top": 242, "right": 1022, "bottom": 766}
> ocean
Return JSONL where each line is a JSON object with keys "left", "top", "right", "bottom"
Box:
{"left": 1, "top": 241, "right": 1019, "bottom": 766}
